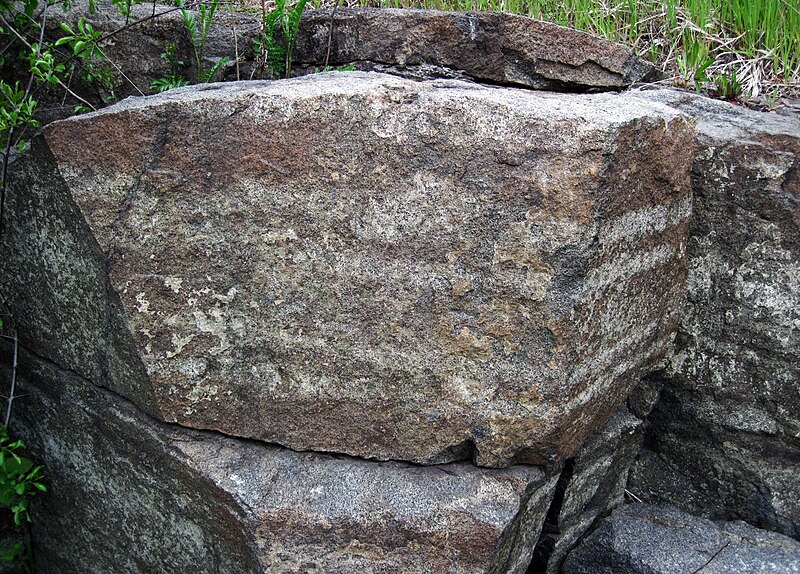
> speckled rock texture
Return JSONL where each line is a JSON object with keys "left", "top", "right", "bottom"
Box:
{"left": 294, "top": 8, "right": 658, "bottom": 89}
{"left": 1, "top": 74, "right": 694, "bottom": 467}
{"left": 529, "top": 378, "right": 661, "bottom": 574}
{"left": 627, "top": 89, "right": 800, "bottom": 539}
{"left": 562, "top": 503, "right": 800, "bottom": 574}
{"left": 7, "top": 349, "right": 559, "bottom": 574}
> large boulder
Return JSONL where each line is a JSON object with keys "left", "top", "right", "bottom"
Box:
{"left": 1, "top": 74, "right": 693, "bottom": 467}
{"left": 6, "top": 349, "right": 558, "bottom": 574}
{"left": 627, "top": 89, "right": 800, "bottom": 538}
{"left": 562, "top": 503, "right": 800, "bottom": 574}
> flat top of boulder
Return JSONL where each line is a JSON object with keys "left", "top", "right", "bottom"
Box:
{"left": 64, "top": 72, "right": 676, "bottom": 128}
{"left": 631, "top": 88, "right": 800, "bottom": 141}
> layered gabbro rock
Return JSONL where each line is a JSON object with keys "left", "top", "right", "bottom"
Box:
{"left": 627, "top": 89, "right": 800, "bottom": 538}
{"left": 8, "top": 73, "right": 693, "bottom": 467}
{"left": 9, "top": 351, "right": 558, "bottom": 574}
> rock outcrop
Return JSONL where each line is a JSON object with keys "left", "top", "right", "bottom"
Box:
{"left": 1, "top": 74, "right": 693, "bottom": 468}
{"left": 627, "top": 89, "right": 800, "bottom": 539}
{"left": 6, "top": 349, "right": 559, "bottom": 574}
{"left": 562, "top": 503, "right": 800, "bottom": 574}
{"left": 5, "top": 5, "right": 797, "bottom": 571}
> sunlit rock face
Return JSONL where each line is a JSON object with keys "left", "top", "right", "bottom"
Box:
{"left": 4, "top": 73, "right": 692, "bottom": 467}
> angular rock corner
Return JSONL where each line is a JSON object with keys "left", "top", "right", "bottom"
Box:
{"left": 625, "top": 89, "right": 800, "bottom": 541}
{"left": 1, "top": 6, "right": 796, "bottom": 574}
{"left": 35, "top": 73, "right": 692, "bottom": 469}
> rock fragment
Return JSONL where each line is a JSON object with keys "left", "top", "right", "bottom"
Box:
{"left": 562, "top": 503, "right": 800, "bottom": 574}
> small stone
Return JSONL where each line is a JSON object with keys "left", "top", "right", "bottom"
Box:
{"left": 562, "top": 503, "right": 800, "bottom": 574}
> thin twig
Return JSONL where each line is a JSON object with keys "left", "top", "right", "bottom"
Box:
{"left": 233, "top": 19, "right": 240, "bottom": 81}
{"left": 104, "top": 54, "right": 146, "bottom": 96}
{"left": 23, "top": 2, "right": 50, "bottom": 104}
{"left": 324, "top": 3, "right": 338, "bottom": 69}
{"left": 3, "top": 329, "right": 19, "bottom": 427}
{"left": 624, "top": 489, "right": 643, "bottom": 503}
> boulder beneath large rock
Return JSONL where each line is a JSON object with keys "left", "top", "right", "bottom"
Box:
{"left": 529, "top": 378, "right": 661, "bottom": 573}
{"left": 627, "top": 89, "right": 800, "bottom": 538}
{"left": 562, "top": 503, "right": 800, "bottom": 574}
{"left": 1, "top": 73, "right": 693, "bottom": 468}
{"left": 7, "top": 348, "right": 559, "bottom": 574}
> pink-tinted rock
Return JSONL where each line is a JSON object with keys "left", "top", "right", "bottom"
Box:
{"left": 5, "top": 73, "right": 692, "bottom": 467}
{"left": 9, "top": 350, "right": 558, "bottom": 574}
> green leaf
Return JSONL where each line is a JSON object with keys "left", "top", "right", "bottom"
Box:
{"left": 2, "top": 455, "right": 33, "bottom": 475}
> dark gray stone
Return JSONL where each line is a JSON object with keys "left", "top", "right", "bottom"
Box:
{"left": 530, "top": 379, "right": 658, "bottom": 573}
{"left": 294, "top": 8, "right": 658, "bottom": 90}
{"left": 627, "top": 89, "right": 800, "bottom": 539}
{"left": 562, "top": 503, "right": 800, "bottom": 574}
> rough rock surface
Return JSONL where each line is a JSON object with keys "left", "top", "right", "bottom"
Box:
{"left": 627, "top": 89, "right": 800, "bottom": 538}
{"left": 1, "top": 74, "right": 693, "bottom": 467}
{"left": 529, "top": 378, "right": 661, "bottom": 573}
{"left": 295, "top": 9, "right": 657, "bottom": 90}
{"left": 562, "top": 503, "right": 800, "bottom": 574}
{"left": 36, "top": 4, "right": 656, "bottom": 123}
{"left": 7, "top": 348, "right": 559, "bottom": 574}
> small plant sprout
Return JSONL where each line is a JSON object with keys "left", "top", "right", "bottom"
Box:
{"left": 178, "top": 0, "right": 231, "bottom": 83}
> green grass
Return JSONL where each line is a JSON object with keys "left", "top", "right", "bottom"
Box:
{"left": 305, "top": 0, "right": 799, "bottom": 100}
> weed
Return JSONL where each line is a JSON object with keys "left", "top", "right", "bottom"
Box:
{"left": 0, "top": 425, "right": 46, "bottom": 572}
{"left": 714, "top": 70, "right": 742, "bottom": 100}
{"left": 0, "top": 427, "right": 45, "bottom": 527}
{"left": 151, "top": 43, "right": 190, "bottom": 92}
{"left": 55, "top": 17, "right": 119, "bottom": 101}
{"left": 253, "top": 0, "right": 310, "bottom": 79}
{"left": 178, "top": 0, "right": 231, "bottom": 82}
